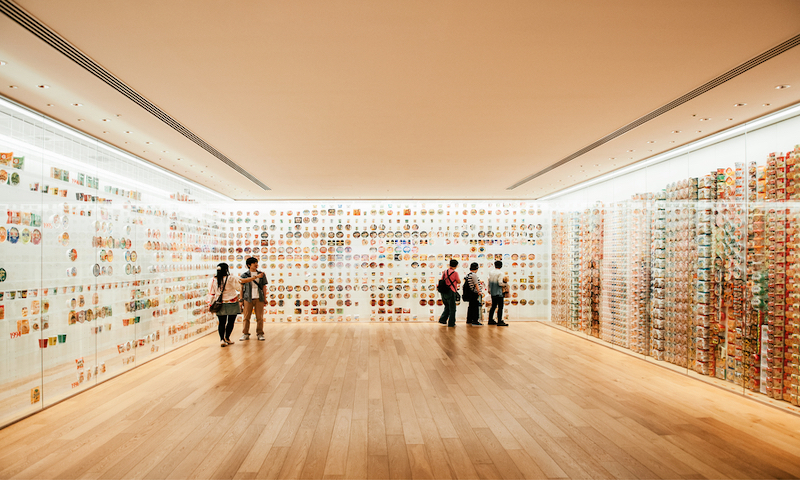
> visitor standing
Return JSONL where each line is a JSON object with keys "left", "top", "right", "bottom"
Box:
{"left": 487, "top": 260, "right": 509, "bottom": 326}
{"left": 240, "top": 257, "right": 268, "bottom": 341}
{"left": 464, "top": 262, "right": 483, "bottom": 326}
{"left": 438, "top": 259, "right": 460, "bottom": 327}
{"left": 208, "top": 262, "right": 241, "bottom": 347}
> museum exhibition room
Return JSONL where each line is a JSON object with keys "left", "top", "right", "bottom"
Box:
{"left": 1, "top": 0, "right": 800, "bottom": 478}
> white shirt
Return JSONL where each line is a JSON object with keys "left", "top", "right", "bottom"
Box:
{"left": 208, "top": 275, "right": 242, "bottom": 303}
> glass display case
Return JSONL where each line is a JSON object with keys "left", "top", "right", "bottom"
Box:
{"left": 549, "top": 103, "right": 800, "bottom": 410}
{"left": 0, "top": 97, "right": 225, "bottom": 427}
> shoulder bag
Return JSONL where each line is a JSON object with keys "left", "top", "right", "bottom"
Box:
{"left": 209, "top": 276, "right": 228, "bottom": 314}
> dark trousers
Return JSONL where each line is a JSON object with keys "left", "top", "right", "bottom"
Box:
{"left": 489, "top": 295, "right": 504, "bottom": 323}
{"left": 439, "top": 290, "right": 457, "bottom": 326}
{"left": 467, "top": 299, "right": 480, "bottom": 324}
{"left": 217, "top": 314, "right": 236, "bottom": 340}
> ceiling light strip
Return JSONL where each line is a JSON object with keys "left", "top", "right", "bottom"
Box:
{"left": 507, "top": 32, "right": 800, "bottom": 191}
{"left": 0, "top": 95, "right": 233, "bottom": 201}
{"left": 538, "top": 101, "right": 800, "bottom": 201}
{"left": 0, "top": 0, "right": 270, "bottom": 191}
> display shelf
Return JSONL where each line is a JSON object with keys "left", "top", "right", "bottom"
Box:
{"left": 601, "top": 201, "right": 628, "bottom": 347}
{"left": 0, "top": 98, "right": 221, "bottom": 427}
{"left": 629, "top": 194, "right": 651, "bottom": 354}
{"left": 549, "top": 105, "right": 800, "bottom": 409}
{"left": 216, "top": 203, "right": 551, "bottom": 323}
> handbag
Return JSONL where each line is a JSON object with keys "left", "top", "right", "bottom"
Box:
{"left": 209, "top": 276, "right": 228, "bottom": 314}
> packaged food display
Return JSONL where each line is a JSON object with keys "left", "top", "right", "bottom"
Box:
{"left": 549, "top": 138, "right": 800, "bottom": 411}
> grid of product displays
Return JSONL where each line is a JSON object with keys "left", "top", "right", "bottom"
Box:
{"left": 551, "top": 134, "right": 800, "bottom": 409}
{"left": 215, "top": 203, "right": 551, "bottom": 323}
{"left": 0, "top": 99, "right": 224, "bottom": 427}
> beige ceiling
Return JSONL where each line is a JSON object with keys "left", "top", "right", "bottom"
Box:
{"left": 1, "top": 0, "right": 800, "bottom": 200}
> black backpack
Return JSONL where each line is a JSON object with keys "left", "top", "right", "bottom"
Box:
{"left": 437, "top": 270, "right": 452, "bottom": 294}
{"left": 462, "top": 276, "right": 473, "bottom": 301}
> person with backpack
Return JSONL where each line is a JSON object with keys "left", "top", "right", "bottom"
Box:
{"left": 464, "top": 262, "right": 483, "bottom": 326}
{"left": 437, "top": 259, "right": 461, "bottom": 327}
{"left": 487, "top": 260, "right": 509, "bottom": 326}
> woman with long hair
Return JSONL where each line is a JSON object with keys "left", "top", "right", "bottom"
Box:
{"left": 208, "top": 262, "right": 242, "bottom": 347}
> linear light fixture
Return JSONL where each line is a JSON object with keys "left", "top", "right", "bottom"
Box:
{"left": 0, "top": 0, "right": 269, "bottom": 192}
{"left": 507, "top": 32, "right": 800, "bottom": 191}
{"left": 0, "top": 95, "right": 232, "bottom": 201}
{"left": 538, "top": 101, "right": 800, "bottom": 201}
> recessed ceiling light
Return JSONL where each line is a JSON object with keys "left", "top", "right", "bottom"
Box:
{"left": 72, "top": 103, "right": 82, "bottom": 106}
{"left": 696, "top": 130, "right": 702, "bottom": 133}
{"left": 46, "top": 103, "right": 54, "bottom": 107}
{"left": 727, "top": 118, "right": 734, "bottom": 121}
{"left": 102, "top": 131, "right": 108, "bottom": 134}
{"left": 102, "top": 118, "right": 110, "bottom": 122}
{"left": 594, "top": 164, "right": 599, "bottom": 167}
{"left": 162, "top": 150, "right": 168, "bottom": 153}
{"left": 125, "top": 131, "right": 131, "bottom": 133}
{"left": 646, "top": 140, "right": 655, "bottom": 144}
{"left": 9, "top": 85, "right": 18, "bottom": 89}
{"left": 77, "top": 119, "right": 84, "bottom": 122}
{"left": 0, "top": 61, "right": 6, "bottom": 66}
{"left": 145, "top": 141, "right": 151, "bottom": 144}
{"left": 37, "top": 84, "right": 49, "bottom": 89}
{"left": 609, "top": 157, "right": 615, "bottom": 160}
{"left": 733, "top": 103, "right": 746, "bottom": 107}
{"left": 775, "top": 85, "right": 791, "bottom": 90}
{"left": 763, "top": 103, "right": 771, "bottom": 107}
{"left": 672, "top": 130, "right": 680, "bottom": 134}
{"left": 699, "top": 118, "right": 709, "bottom": 121}
{"left": 627, "top": 149, "right": 635, "bottom": 152}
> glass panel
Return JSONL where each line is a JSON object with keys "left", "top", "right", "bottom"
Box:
{"left": 547, "top": 103, "right": 800, "bottom": 410}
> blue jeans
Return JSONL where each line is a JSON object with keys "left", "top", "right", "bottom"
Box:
{"left": 439, "top": 290, "right": 457, "bottom": 326}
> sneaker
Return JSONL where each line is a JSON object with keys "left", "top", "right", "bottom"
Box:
{"left": 225, "top": 338, "right": 234, "bottom": 345}
{"left": 239, "top": 334, "right": 250, "bottom": 341}
{"left": 257, "top": 335, "right": 265, "bottom": 341}
{"left": 220, "top": 340, "right": 227, "bottom": 347}
{"left": 497, "top": 322, "right": 509, "bottom": 327}
{"left": 487, "top": 320, "right": 498, "bottom": 325}
{"left": 439, "top": 320, "right": 447, "bottom": 325}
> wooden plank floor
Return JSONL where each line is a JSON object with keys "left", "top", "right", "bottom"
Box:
{"left": 1, "top": 322, "right": 800, "bottom": 479}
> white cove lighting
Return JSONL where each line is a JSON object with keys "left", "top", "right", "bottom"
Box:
{"left": 539, "top": 101, "right": 800, "bottom": 201}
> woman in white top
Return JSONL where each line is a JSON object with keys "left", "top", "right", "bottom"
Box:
{"left": 208, "top": 263, "right": 242, "bottom": 347}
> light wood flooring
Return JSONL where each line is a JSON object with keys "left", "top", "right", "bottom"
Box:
{"left": 1, "top": 322, "right": 800, "bottom": 479}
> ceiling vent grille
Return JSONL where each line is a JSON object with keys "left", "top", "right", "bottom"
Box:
{"left": 0, "top": 0, "right": 270, "bottom": 191}
{"left": 507, "top": 32, "right": 800, "bottom": 191}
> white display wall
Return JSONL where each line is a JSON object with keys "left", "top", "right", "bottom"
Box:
{"left": 215, "top": 202, "right": 551, "bottom": 323}
{"left": 0, "top": 97, "right": 225, "bottom": 427}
